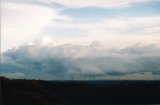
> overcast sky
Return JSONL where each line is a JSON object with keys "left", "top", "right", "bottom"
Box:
{"left": 1, "top": 0, "right": 160, "bottom": 80}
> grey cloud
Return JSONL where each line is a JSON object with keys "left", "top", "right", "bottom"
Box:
{"left": 1, "top": 42, "right": 160, "bottom": 79}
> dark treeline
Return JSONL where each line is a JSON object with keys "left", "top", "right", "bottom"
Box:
{"left": 1, "top": 76, "right": 160, "bottom": 105}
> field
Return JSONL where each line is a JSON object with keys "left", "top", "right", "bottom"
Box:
{"left": 1, "top": 77, "right": 160, "bottom": 105}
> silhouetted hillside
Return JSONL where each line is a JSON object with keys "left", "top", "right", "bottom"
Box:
{"left": 1, "top": 76, "right": 160, "bottom": 105}
{"left": 1, "top": 77, "right": 64, "bottom": 105}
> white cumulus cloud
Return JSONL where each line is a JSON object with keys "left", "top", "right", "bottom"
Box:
{"left": 1, "top": 1, "right": 72, "bottom": 51}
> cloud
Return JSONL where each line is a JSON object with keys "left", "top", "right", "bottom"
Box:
{"left": 1, "top": 0, "right": 160, "bottom": 52}
{"left": 48, "top": 16, "right": 160, "bottom": 47}
{"left": 1, "top": 1, "right": 55, "bottom": 51}
{"left": 1, "top": 72, "right": 25, "bottom": 79}
{"left": 1, "top": 0, "right": 160, "bottom": 80}
{"left": 38, "top": 0, "right": 158, "bottom": 8}
{"left": 1, "top": 39, "right": 160, "bottom": 80}
{"left": 1, "top": 1, "right": 72, "bottom": 51}
{"left": 52, "top": 16, "right": 160, "bottom": 34}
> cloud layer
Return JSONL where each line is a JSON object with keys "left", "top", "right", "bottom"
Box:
{"left": 49, "top": 16, "right": 160, "bottom": 47}
{"left": 1, "top": 0, "right": 160, "bottom": 51}
{"left": 2, "top": 39, "right": 160, "bottom": 80}
{"left": 39, "top": 0, "right": 158, "bottom": 8}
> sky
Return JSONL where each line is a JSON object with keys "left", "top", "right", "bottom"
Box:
{"left": 1, "top": 0, "right": 160, "bottom": 80}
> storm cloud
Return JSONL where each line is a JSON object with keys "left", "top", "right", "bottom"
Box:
{"left": 1, "top": 41, "right": 160, "bottom": 80}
